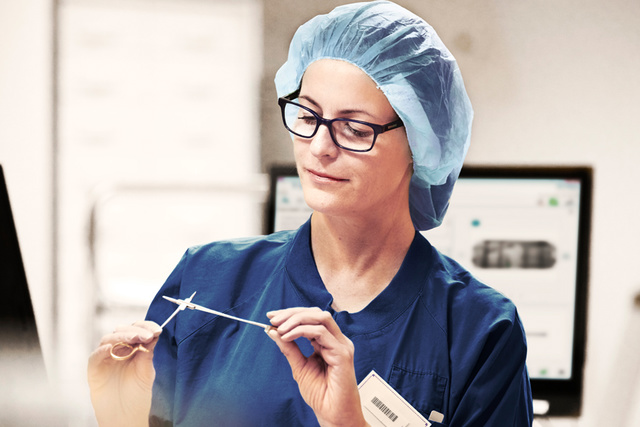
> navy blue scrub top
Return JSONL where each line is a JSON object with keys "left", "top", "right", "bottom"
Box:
{"left": 146, "top": 219, "right": 533, "bottom": 426}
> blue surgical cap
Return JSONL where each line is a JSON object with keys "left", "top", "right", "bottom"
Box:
{"left": 274, "top": 1, "right": 474, "bottom": 231}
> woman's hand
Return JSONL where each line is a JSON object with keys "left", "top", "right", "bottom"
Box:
{"left": 87, "top": 320, "right": 162, "bottom": 427}
{"left": 266, "top": 307, "right": 369, "bottom": 427}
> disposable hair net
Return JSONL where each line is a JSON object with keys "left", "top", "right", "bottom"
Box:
{"left": 274, "top": 0, "right": 474, "bottom": 231}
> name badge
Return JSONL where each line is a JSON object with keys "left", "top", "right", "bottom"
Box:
{"left": 358, "top": 370, "right": 431, "bottom": 427}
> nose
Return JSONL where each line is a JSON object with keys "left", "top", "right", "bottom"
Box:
{"left": 309, "top": 123, "right": 339, "bottom": 158}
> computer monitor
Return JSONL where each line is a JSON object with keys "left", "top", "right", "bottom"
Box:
{"left": 0, "top": 165, "right": 43, "bottom": 359}
{"left": 265, "top": 165, "right": 592, "bottom": 417}
{"left": 0, "top": 165, "right": 62, "bottom": 425}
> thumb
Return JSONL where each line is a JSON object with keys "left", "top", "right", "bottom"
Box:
{"left": 266, "top": 328, "right": 307, "bottom": 375}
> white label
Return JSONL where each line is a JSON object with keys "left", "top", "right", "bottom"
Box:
{"left": 358, "top": 370, "right": 431, "bottom": 427}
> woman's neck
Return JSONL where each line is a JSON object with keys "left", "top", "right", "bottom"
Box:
{"left": 310, "top": 211, "right": 415, "bottom": 313}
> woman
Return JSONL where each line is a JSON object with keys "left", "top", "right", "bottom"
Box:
{"left": 88, "top": 2, "right": 533, "bottom": 426}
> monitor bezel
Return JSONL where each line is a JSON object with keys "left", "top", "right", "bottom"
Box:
{"left": 264, "top": 164, "right": 299, "bottom": 235}
{"left": 0, "top": 164, "right": 46, "bottom": 373}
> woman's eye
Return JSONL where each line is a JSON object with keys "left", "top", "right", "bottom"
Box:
{"left": 297, "top": 114, "right": 316, "bottom": 125}
{"left": 344, "top": 122, "right": 373, "bottom": 138}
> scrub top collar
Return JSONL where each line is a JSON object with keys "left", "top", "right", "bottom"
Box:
{"left": 284, "top": 219, "right": 435, "bottom": 336}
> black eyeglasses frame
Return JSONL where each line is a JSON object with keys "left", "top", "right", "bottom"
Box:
{"left": 277, "top": 89, "right": 404, "bottom": 153}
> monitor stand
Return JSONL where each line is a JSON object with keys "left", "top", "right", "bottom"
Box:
{"left": 533, "top": 399, "right": 550, "bottom": 416}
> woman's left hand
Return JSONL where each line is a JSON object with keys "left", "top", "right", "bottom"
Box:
{"left": 266, "top": 307, "right": 368, "bottom": 427}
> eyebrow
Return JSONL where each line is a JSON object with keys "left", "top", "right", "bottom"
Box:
{"left": 298, "top": 94, "right": 377, "bottom": 120}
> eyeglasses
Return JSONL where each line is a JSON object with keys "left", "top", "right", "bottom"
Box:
{"left": 278, "top": 90, "right": 404, "bottom": 153}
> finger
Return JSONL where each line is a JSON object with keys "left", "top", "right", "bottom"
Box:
{"left": 267, "top": 306, "right": 322, "bottom": 325}
{"left": 131, "top": 320, "right": 163, "bottom": 352}
{"left": 310, "top": 338, "right": 324, "bottom": 354}
{"left": 276, "top": 309, "right": 343, "bottom": 337}
{"left": 269, "top": 307, "right": 327, "bottom": 331}
{"left": 132, "top": 320, "right": 163, "bottom": 334}
{"left": 88, "top": 343, "right": 115, "bottom": 369}
{"left": 280, "top": 324, "right": 342, "bottom": 350}
{"left": 100, "top": 323, "right": 161, "bottom": 347}
{"left": 282, "top": 322, "right": 356, "bottom": 367}
{"left": 113, "top": 320, "right": 162, "bottom": 335}
{"left": 266, "top": 328, "right": 309, "bottom": 375}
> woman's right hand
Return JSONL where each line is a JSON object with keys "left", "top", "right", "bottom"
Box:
{"left": 87, "top": 320, "right": 162, "bottom": 427}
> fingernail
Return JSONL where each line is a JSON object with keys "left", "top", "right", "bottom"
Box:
{"left": 264, "top": 326, "right": 278, "bottom": 338}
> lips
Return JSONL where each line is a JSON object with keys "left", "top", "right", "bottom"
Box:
{"left": 306, "top": 168, "right": 348, "bottom": 182}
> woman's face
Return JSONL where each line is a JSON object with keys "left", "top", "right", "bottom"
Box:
{"left": 293, "top": 59, "right": 413, "bottom": 223}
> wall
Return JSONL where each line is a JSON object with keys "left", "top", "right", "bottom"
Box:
{"left": 55, "top": 0, "right": 263, "bottom": 423}
{"left": 261, "top": 1, "right": 640, "bottom": 426}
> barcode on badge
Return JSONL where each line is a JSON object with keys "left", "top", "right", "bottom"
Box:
{"left": 371, "top": 396, "right": 398, "bottom": 422}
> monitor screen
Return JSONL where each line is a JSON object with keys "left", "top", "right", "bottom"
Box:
{"left": 266, "top": 165, "right": 591, "bottom": 416}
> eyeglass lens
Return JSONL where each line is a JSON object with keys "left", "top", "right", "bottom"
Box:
{"left": 282, "top": 102, "right": 376, "bottom": 151}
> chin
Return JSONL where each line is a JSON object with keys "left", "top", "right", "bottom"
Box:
{"left": 303, "top": 189, "right": 342, "bottom": 215}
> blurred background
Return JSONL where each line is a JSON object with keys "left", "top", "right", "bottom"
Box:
{"left": 1, "top": 0, "right": 639, "bottom": 425}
